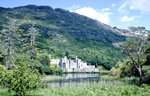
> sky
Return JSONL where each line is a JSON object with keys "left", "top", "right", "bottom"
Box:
{"left": 0, "top": 0, "right": 150, "bottom": 30}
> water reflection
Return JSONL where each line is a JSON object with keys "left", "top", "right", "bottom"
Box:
{"left": 44, "top": 73, "right": 131, "bottom": 88}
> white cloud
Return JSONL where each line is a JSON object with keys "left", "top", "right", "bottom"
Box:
{"left": 112, "top": 3, "right": 116, "bottom": 8}
{"left": 75, "top": 7, "right": 111, "bottom": 24}
{"left": 119, "top": 0, "right": 150, "bottom": 13}
{"left": 67, "top": 5, "right": 81, "bottom": 12}
{"left": 121, "top": 16, "right": 139, "bottom": 22}
{"left": 127, "top": 0, "right": 150, "bottom": 13}
{"left": 118, "top": 2, "right": 127, "bottom": 13}
{"left": 101, "top": 8, "right": 110, "bottom": 12}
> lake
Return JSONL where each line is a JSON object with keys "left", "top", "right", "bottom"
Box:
{"left": 43, "top": 73, "right": 134, "bottom": 88}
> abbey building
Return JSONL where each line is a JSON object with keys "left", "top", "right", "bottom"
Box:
{"left": 51, "top": 56, "right": 99, "bottom": 72}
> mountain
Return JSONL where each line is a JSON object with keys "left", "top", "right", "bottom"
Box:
{"left": 0, "top": 5, "right": 126, "bottom": 69}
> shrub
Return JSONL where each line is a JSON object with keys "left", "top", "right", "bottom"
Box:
{"left": 40, "top": 64, "right": 63, "bottom": 75}
{"left": 98, "top": 66, "right": 105, "bottom": 71}
{"left": 49, "top": 64, "right": 63, "bottom": 75}
{"left": 41, "top": 66, "right": 52, "bottom": 74}
{"left": 110, "top": 67, "right": 120, "bottom": 77}
{"left": 0, "top": 64, "right": 42, "bottom": 96}
{"left": 0, "top": 64, "right": 6, "bottom": 71}
{"left": 36, "top": 52, "right": 50, "bottom": 66}
{"left": 15, "top": 53, "right": 42, "bottom": 70}
{"left": 0, "top": 64, "right": 6, "bottom": 85}
{"left": 143, "top": 65, "right": 150, "bottom": 83}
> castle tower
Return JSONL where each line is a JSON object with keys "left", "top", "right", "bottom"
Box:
{"left": 75, "top": 56, "right": 79, "bottom": 68}
{"left": 59, "top": 58, "right": 63, "bottom": 68}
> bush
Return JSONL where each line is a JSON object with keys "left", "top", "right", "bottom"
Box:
{"left": 0, "top": 64, "right": 42, "bottom": 96}
{"left": 143, "top": 65, "right": 150, "bottom": 83}
{"left": 40, "top": 64, "right": 63, "bottom": 75}
{"left": 15, "top": 53, "right": 42, "bottom": 70}
{"left": 110, "top": 67, "right": 120, "bottom": 77}
{"left": 110, "top": 59, "right": 139, "bottom": 78}
{"left": 49, "top": 64, "right": 63, "bottom": 75}
{"left": 98, "top": 66, "right": 106, "bottom": 71}
{"left": 0, "top": 64, "right": 6, "bottom": 85}
{"left": 41, "top": 66, "right": 52, "bottom": 74}
{"left": 0, "top": 64, "right": 6, "bottom": 71}
{"left": 36, "top": 52, "right": 50, "bottom": 66}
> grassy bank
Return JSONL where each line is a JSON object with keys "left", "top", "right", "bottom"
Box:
{"left": 0, "top": 85, "right": 150, "bottom": 96}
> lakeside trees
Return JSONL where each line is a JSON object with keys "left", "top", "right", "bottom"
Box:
{"left": 113, "top": 26, "right": 150, "bottom": 85}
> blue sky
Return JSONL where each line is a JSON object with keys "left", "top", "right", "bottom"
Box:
{"left": 0, "top": 0, "right": 150, "bottom": 30}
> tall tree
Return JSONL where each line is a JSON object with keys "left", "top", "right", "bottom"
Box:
{"left": 0, "top": 18, "right": 19, "bottom": 70}
{"left": 119, "top": 26, "right": 149, "bottom": 86}
{"left": 22, "top": 24, "right": 39, "bottom": 59}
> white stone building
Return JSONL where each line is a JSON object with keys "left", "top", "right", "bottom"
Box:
{"left": 51, "top": 56, "right": 99, "bottom": 72}
{"left": 51, "top": 59, "right": 60, "bottom": 65}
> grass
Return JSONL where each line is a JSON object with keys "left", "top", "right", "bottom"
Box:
{"left": 0, "top": 85, "right": 150, "bottom": 96}
{"left": 99, "top": 70, "right": 110, "bottom": 74}
{"left": 0, "top": 74, "right": 149, "bottom": 96}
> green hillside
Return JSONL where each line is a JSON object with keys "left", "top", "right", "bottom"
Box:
{"left": 0, "top": 5, "right": 126, "bottom": 69}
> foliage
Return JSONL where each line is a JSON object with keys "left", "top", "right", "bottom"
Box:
{"left": 40, "top": 64, "right": 63, "bottom": 75}
{"left": 110, "top": 58, "right": 150, "bottom": 84}
{"left": 0, "top": 64, "right": 42, "bottom": 96}
{"left": 142, "top": 65, "right": 150, "bottom": 83}
{"left": 41, "top": 66, "right": 52, "bottom": 74}
{"left": 1, "top": 85, "right": 150, "bottom": 96}
{"left": 15, "top": 53, "right": 42, "bottom": 70}
{"left": 119, "top": 60, "right": 139, "bottom": 78}
{"left": 110, "top": 59, "right": 139, "bottom": 78}
{"left": 118, "top": 26, "right": 149, "bottom": 85}
{"left": 0, "top": 64, "right": 6, "bottom": 79}
{"left": 49, "top": 64, "right": 63, "bottom": 75}
{"left": 36, "top": 51, "right": 50, "bottom": 66}
{"left": 98, "top": 66, "right": 106, "bottom": 71}
{"left": 0, "top": 19, "right": 21, "bottom": 70}
{"left": 0, "top": 64, "right": 6, "bottom": 71}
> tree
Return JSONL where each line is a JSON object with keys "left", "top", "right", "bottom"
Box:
{"left": 29, "top": 24, "right": 39, "bottom": 59}
{"left": 119, "top": 26, "right": 149, "bottom": 86}
{"left": 21, "top": 24, "right": 39, "bottom": 59}
{"left": 0, "top": 18, "right": 19, "bottom": 70}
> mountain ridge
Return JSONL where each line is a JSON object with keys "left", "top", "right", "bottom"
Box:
{"left": 0, "top": 5, "right": 126, "bottom": 69}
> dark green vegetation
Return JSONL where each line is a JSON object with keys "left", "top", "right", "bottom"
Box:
{"left": 0, "top": 64, "right": 41, "bottom": 96}
{"left": 0, "top": 85, "right": 150, "bottom": 96}
{"left": 0, "top": 5, "right": 126, "bottom": 69}
{"left": 110, "top": 27, "right": 150, "bottom": 85}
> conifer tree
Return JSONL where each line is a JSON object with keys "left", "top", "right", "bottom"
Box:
{"left": 0, "top": 18, "right": 19, "bottom": 70}
{"left": 21, "top": 24, "right": 39, "bottom": 59}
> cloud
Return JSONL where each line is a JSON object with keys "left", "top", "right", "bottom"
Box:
{"left": 127, "top": 0, "right": 150, "bottom": 13}
{"left": 121, "top": 15, "right": 139, "bottom": 22}
{"left": 112, "top": 3, "right": 116, "bottom": 8}
{"left": 101, "top": 8, "right": 110, "bottom": 12}
{"left": 75, "top": 7, "right": 111, "bottom": 24}
{"left": 118, "top": 2, "right": 127, "bottom": 13}
{"left": 119, "top": 0, "right": 150, "bottom": 13}
{"left": 67, "top": 5, "right": 81, "bottom": 12}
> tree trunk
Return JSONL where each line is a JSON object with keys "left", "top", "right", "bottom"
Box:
{"left": 138, "top": 66, "right": 143, "bottom": 86}
{"left": 6, "top": 57, "right": 10, "bottom": 71}
{"left": 6, "top": 38, "right": 11, "bottom": 71}
{"left": 30, "top": 37, "right": 34, "bottom": 59}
